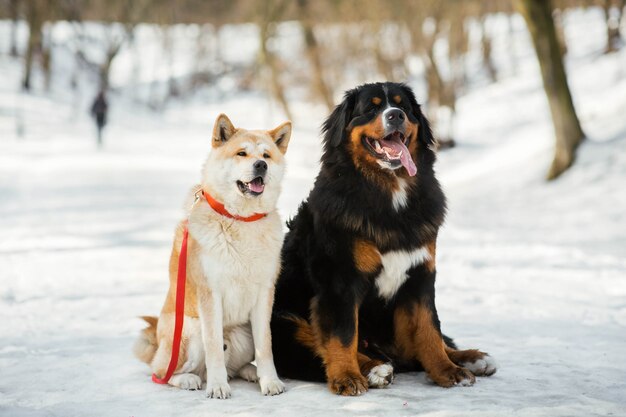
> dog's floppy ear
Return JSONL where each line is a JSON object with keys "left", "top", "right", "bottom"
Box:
{"left": 404, "top": 86, "right": 436, "bottom": 148}
{"left": 212, "top": 113, "right": 237, "bottom": 148}
{"left": 268, "top": 121, "right": 292, "bottom": 154}
{"left": 416, "top": 107, "right": 435, "bottom": 148}
{"left": 322, "top": 90, "right": 355, "bottom": 148}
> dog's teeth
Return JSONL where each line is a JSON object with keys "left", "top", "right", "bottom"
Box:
{"left": 374, "top": 141, "right": 382, "bottom": 151}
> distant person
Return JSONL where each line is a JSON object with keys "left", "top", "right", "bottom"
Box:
{"left": 90, "top": 91, "right": 108, "bottom": 148}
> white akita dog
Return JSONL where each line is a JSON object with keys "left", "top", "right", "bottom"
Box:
{"left": 134, "top": 114, "right": 291, "bottom": 398}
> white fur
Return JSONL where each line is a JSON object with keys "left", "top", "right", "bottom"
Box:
{"left": 170, "top": 373, "right": 202, "bottom": 390}
{"left": 238, "top": 363, "right": 258, "bottom": 382}
{"left": 367, "top": 363, "right": 394, "bottom": 388}
{"left": 458, "top": 375, "right": 475, "bottom": 386}
{"left": 376, "top": 246, "right": 432, "bottom": 300}
{"left": 382, "top": 106, "right": 395, "bottom": 130}
{"left": 392, "top": 178, "right": 410, "bottom": 211}
{"left": 463, "top": 354, "right": 498, "bottom": 376}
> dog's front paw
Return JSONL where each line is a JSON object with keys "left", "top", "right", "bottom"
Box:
{"left": 329, "top": 371, "right": 368, "bottom": 396}
{"left": 429, "top": 365, "right": 475, "bottom": 388}
{"left": 463, "top": 354, "right": 498, "bottom": 377}
{"left": 367, "top": 363, "right": 394, "bottom": 388}
{"left": 259, "top": 376, "right": 285, "bottom": 396}
{"left": 206, "top": 379, "right": 231, "bottom": 399}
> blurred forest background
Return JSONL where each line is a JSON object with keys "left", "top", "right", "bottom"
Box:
{"left": 2, "top": 0, "right": 625, "bottom": 178}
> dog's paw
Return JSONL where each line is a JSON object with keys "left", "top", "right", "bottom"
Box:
{"left": 463, "top": 354, "right": 498, "bottom": 377}
{"left": 367, "top": 363, "right": 394, "bottom": 388}
{"left": 329, "top": 371, "right": 368, "bottom": 396}
{"left": 238, "top": 363, "right": 259, "bottom": 383}
{"left": 170, "top": 373, "right": 202, "bottom": 390}
{"left": 206, "top": 379, "right": 231, "bottom": 399}
{"left": 259, "top": 376, "right": 285, "bottom": 396}
{"left": 429, "top": 365, "right": 476, "bottom": 388}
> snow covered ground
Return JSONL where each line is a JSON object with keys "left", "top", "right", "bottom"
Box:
{"left": 1, "top": 8, "right": 626, "bottom": 417}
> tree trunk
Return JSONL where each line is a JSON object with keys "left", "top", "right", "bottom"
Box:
{"left": 297, "top": 0, "right": 334, "bottom": 111}
{"left": 617, "top": 0, "right": 626, "bottom": 37}
{"left": 515, "top": 0, "right": 585, "bottom": 180}
{"left": 100, "top": 43, "right": 121, "bottom": 92}
{"left": 553, "top": 8, "right": 568, "bottom": 57}
{"left": 42, "top": 24, "right": 52, "bottom": 91}
{"left": 258, "top": 0, "right": 292, "bottom": 121}
{"left": 9, "top": 0, "right": 20, "bottom": 57}
{"left": 604, "top": 0, "right": 622, "bottom": 53}
{"left": 23, "top": 0, "right": 44, "bottom": 91}
{"left": 481, "top": 17, "right": 497, "bottom": 83}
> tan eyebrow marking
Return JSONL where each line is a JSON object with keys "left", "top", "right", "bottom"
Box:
{"left": 393, "top": 95, "right": 402, "bottom": 104}
{"left": 372, "top": 97, "right": 382, "bottom": 105}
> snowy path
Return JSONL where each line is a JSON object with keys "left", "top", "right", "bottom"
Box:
{"left": 2, "top": 10, "right": 626, "bottom": 417}
{"left": 1, "top": 97, "right": 625, "bottom": 417}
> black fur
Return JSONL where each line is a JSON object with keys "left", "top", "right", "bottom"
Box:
{"left": 271, "top": 82, "right": 451, "bottom": 382}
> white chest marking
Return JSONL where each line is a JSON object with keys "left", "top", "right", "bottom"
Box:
{"left": 392, "top": 178, "right": 410, "bottom": 211}
{"left": 375, "top": 246, "right": 432, "bottom": 300}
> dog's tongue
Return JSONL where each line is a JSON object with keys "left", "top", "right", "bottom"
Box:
{"left": 380, "top": 136, "right": 417, "bottom": 177}
{"left": 248, "top": 178, "right": 265, "bottom": 193}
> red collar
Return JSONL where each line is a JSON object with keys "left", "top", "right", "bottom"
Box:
{"left": 202, "top": 190, "right": 268, "bottom": 222}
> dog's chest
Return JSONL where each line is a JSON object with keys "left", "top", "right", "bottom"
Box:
{"left": 197, "top": 223, "right": 281, "bottom": 283}
{"left": 375, "top": 246, "right": 432, "bottom": 300}
{"left": 191, "top": 213, "right": 283, "bottom": 324}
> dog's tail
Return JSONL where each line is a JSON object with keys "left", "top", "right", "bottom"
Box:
{"left": 133, "top": 316, "right": 158, "bottom": 364}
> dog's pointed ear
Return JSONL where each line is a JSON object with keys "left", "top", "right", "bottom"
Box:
{"left": 323, "top": 90, "right": 355, "bottom": 148}
{"left": 404, "top": 87, "right": 435, "bottom": 147}
{"left": 268, "top": 121, "right": 292, "bottom": 154}
{"left": 212, "top": 113, "right": 237, "bottom": 148}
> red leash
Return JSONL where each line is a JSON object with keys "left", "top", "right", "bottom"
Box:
{"left": 151, "top": 190, "right": 267, "bottom": 385}
{"left": 152, "top": 225, "right": 188, "bottom": 384}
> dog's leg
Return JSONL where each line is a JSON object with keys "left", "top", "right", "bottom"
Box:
{"left": 312, "top": 297, "right": 368, "bottom": 396}
{"left": 445, "top": 346, "right": 498, "bottom": 377}
{"left": 393, "top": 257, "right": 475, "bottom": 388}
{"left": 197, "top": 286, "right": 230, "bottom": 399}
{"left": 394, "top": 302, "right": 474, "bottom": 387}
{"left": 357, "top": 352, "right": 394, "bottom": 388}
{"left": 250, "top": 287, "right": 285, "bottom": 396}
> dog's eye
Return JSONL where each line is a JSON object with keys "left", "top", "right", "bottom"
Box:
{"left": 237, "top": 151, "right": 247, "bottom": 157}
{"left": 263, "top": 153, "right": 270, "bottom": 159}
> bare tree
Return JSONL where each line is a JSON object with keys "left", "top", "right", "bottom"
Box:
{"left": 258, "top": 0, "right": 293, "bottom": 120}
{"left": 480, "top": 15, "right": 498, "bottom": 82}
{"left": 603, "top": 0, "right": 625, "bottom": 53}
{"left": 8, "top": 0, "right": 20, "bottom": 57}
{"left": 515, "top": 0, "right": 585, "bottom": 180}
{"left": 297, "top": 0, "right": 334, "bottom": 111}
{"left": 22, "top": 0, "right": 45, "bottom": 90}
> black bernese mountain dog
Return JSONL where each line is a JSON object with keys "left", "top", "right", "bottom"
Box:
{"left": 271, "top": 82, "right": 497, "bottom": 396}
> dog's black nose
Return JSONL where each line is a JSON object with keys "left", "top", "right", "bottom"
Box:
{"left": 253, "top": 160, "right": 268, "bottom": 174}
{"left": 385, "top": 108, "right": 405, "bottom": 127}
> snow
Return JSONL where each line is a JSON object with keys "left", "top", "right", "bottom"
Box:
{"left": 1, "top": 7, "right": 626, "bottom": 417}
